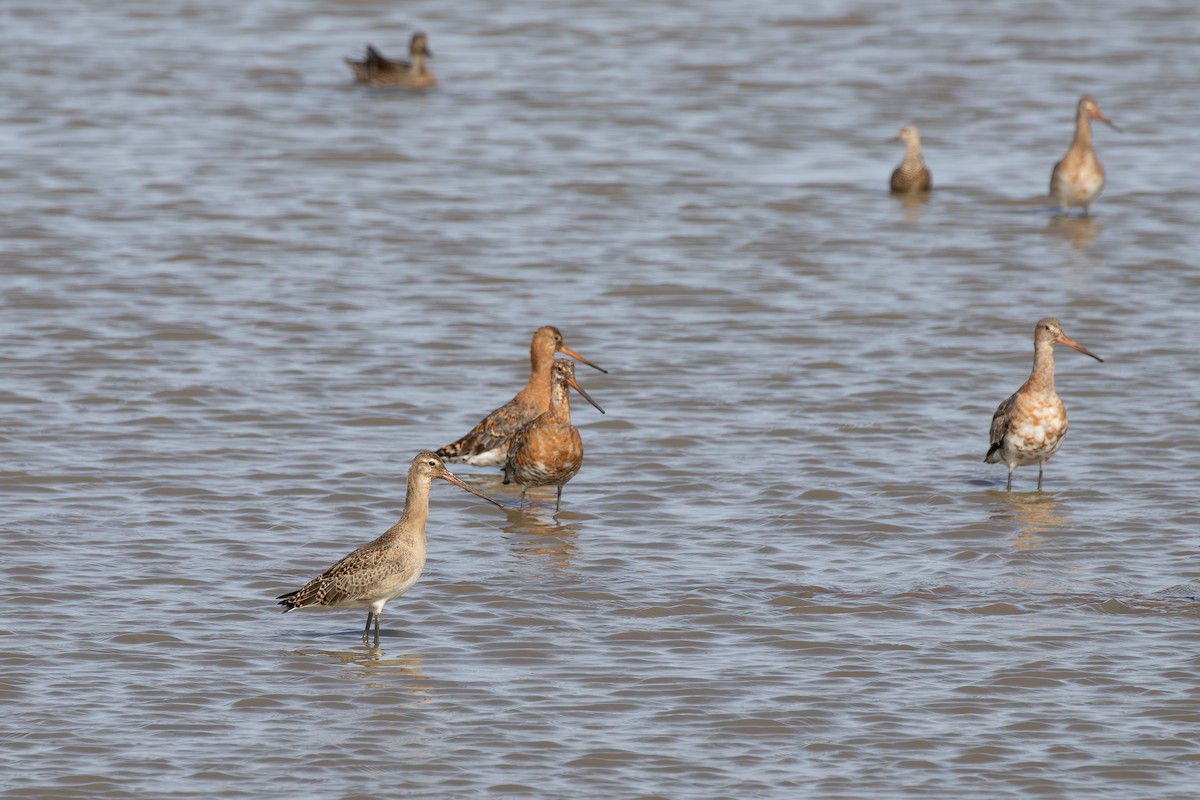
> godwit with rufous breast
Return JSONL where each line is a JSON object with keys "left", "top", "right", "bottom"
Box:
{"left": 985, "top": 318, "right": 1103, "bottom": 492}
{"left": 504, "top": 359, "right": 605, "bottom": 512}
{"left": 1050, "top": 96, "right": 1119, "bottom": 216}
{"left": 889, "top": 125, "right": 932, "bottom": 193}
{"left": 436, "top": 326, "right": 606, "bottom": 467}
{"left": 277, "top": 451, "right": 502, "bottom": 645}
{"left": 345, "top": 33, "right": 436, "bottom": 88}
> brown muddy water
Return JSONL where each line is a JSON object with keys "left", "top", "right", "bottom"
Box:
{"left": 3, "top": 1, "right": 1200, "bottom": 798}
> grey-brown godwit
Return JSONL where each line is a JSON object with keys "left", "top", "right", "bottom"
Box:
{"left": 436, "top": 326, "right": 606, "bottom": 467}
{"left": 985, "top": 318, "right": 1103, "bottom": 491}
{"left": 277, "top": 451, "right": 502, "bottom": 645}
{"left": 1050, "top": 96, "right": 1119, "bottom": 216}
{"left": 504, "top": 359, "right": 605, "bottom": 512}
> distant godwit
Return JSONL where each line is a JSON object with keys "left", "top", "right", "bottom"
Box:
{"left": 345, "top": 33, "right": 436, "bottom": 88}
{"left": 985, "top": 318, "right": 1103, "bottom": 491}
{"left": 436, "top": 326, "right": 606, "bottom": 467}
{"left": 504, "top": 359, "right": 605, "bottom": 512}
{"left": 277, "top": 451, "right": 502, "bottom": 645}
{"left": 1050, "top": 96, "right": 1118, "bottom": 216}
{"left": 889, "top": 125, "right": 932, "bottom": 193}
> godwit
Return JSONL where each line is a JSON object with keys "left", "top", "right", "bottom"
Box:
{"left": 277, "top": 451, "right": 502, "bottom": 645}
{"left": 345, "top": 33, "right": 436, "bottom": 88}
{"left": 985, "top": 318, "right": 1103, "bottom": 492}
{"left": 504, "top": 359, "right": 605, "bottom": 512}
{"left": 436, "top": 326, "right": 606, "bottom": 467}
{"left": 889, "top": 125, "right": 932, "bottom": 193}
{"left": 1050, "top": 96, "right": 1118, "bottom": 216}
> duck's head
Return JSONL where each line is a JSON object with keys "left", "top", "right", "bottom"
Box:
{"left": 892, "top": 125, "right": 921, "bottom": 147}
{"left": 410, "top": 32, "right": 432, "bottom": 59}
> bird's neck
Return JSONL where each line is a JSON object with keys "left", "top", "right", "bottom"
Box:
{"left": 1071, "top": 110, "right": 1094, "bottom": 149}
{"left": 393, "top": 473, "right": 431, "bottom": 536}
{"left": 529, "top": 345, "right": 556, "bottom": 386}
{"left": 905, "top": 140, "right": 923, "bottom": 164}
{"left": 1026, "top": 341, "right": 1057, "bottom": 394}
{"left": 546, "top": 381, "right": 572, "bottom": 421}
{"left": 410, "top": 53, "right": 428, "bottom": 75}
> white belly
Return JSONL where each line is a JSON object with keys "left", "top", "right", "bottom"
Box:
{"left": 1004, "top": 415, "right": 1068, "bottom": 466}
{"left": 445, "top": 445, "right": 508, "bottom": 467}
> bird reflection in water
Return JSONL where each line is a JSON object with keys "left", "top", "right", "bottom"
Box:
{"left": 993, "top": 491, "right": 1069, "bottom": 552}
{"left": 301, "top": 648, "right": 431, "bottom": 700}
{"left": 501, "top": 506, "right": 579, "bottom": 574}
{"left": 1046, "top": 215, "right": 1100, "bottom": 258}
{"left": 891, "top": 189, "right": 931, "bottom": 222}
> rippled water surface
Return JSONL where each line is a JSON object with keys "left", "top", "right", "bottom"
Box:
{"left": 3, "top": 0, "right": 1200, "bottom": 797}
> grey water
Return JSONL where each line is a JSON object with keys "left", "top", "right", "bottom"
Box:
{"left": 3, "top": 0, "right": 1200, "bottom": 797}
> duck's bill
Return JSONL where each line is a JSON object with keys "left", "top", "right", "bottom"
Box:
{"left": 567, "top": 376, "right": 606, "bottom": 414}
{"left": 1056, "top": 334, "right": 1104, "bottom": 362}
{"left": 436, "top": 469, "right": 505, "bottom": 508}
{"left": 1095, "top": 111, "right": 1120, "bottom": 132}
{"left": 558, "top": 344, "right": 608, "bottom": 374}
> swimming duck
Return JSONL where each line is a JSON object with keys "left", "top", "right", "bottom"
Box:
{"left": 345, "top": 32, "right": 435, "bottom": 89}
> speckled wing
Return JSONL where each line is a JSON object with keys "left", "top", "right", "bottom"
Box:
{"left": 278, "top": 540, "right": 397, "bottom": 611}
{"left": 985, "top": 391, "right": 1018, "bottom": 463}
{"left": 345, "top": 46, "right": 411, "bottom": 84}
{"left": 364, "top": 46, "right": 392, "bottom": 69}
{"left": 278, "top": 572, "right": 350, "bottom": 611}
{"left": 437, "top": 397, "right": 537, "bottom": 465}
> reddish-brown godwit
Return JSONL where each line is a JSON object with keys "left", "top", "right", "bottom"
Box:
{"left": 985, "top": 318, "right": 1103, "bottom": 491}
{"left": 345, "top": 33, "right": 436, "bottom": 88}
{"left": 504, "top": 359, "right": 605, "bottom": 512}
{"left": 436, "top": 326, "right": 606, "bottom": 467}
{"left": 890, "top": 125, "right": 932, "bottom": 193}
{"left": 277, "top": 451, "right": 502, "bottom": 645}
{"left": 1050, "top": 96, "right": 1118, "bottom": 216}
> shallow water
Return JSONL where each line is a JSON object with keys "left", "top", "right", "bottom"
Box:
{"left": 3, "top": 0, "right": 1200, "bottom": 797}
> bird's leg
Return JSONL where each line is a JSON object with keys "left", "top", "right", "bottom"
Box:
{"left": 373, "top": 613, "right": 381, "bottom": 646}
{"left": 555, "top": 485, "right": 563, "bottom": 513}
{"left": 362, "top": 611, "right": 374, "bottom": 644}
{"left": 1037, "top": 462, "right": 1045, "bottom": 492}
{"left": 1006, "top": 468, "right": 1013, "bottom": 492}
{"left": 519, "top": 487, "right": 527, "bottom": 510}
